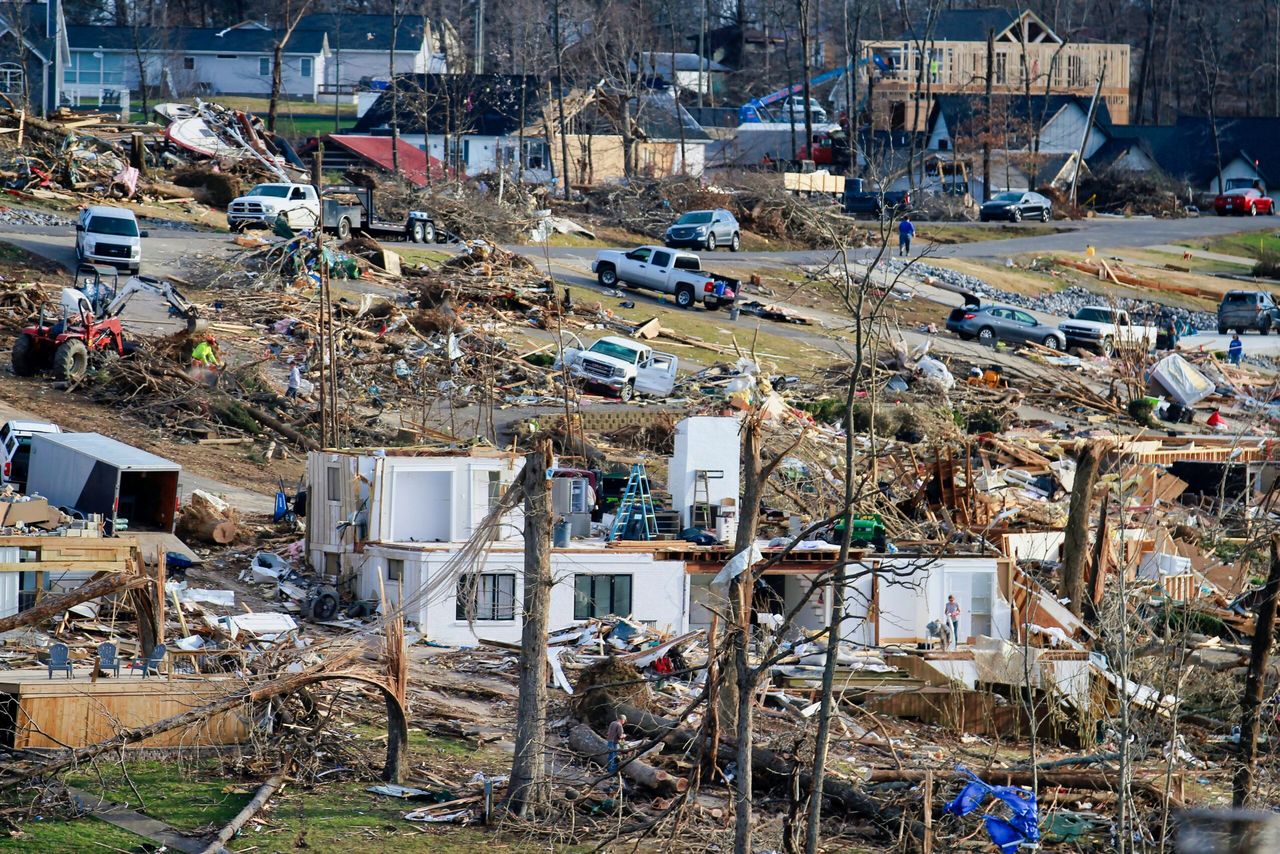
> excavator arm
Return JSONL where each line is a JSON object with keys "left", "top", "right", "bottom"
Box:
{"left": 105, "top": 275, "right": 208, "bottom": 334}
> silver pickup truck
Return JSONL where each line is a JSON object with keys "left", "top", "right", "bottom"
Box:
{"left": 592, "top": 245, "right": 739, "bottom": 310}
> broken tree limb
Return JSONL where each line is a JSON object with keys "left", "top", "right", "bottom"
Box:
{"left": 866, "top": 768, "right": 1183, "bottom": 809}
{"left": 0, "top": 570, "right": 148, "bottom": 635}
{"left": 1060, "top": 441, "right": 1103, "bottom": 617}
{"left": 243, "top": 403, "right": 321, "bottom": 451}
{"left": 567, "top": 724, "right": 687, "bottom": 793}
{"left": 607, "top": 702, "right": 901, "bottom": 834}
{"left": 1234, "top": 534, "right": 1280, "bottom": 808}
{"left": 199, "top": 764, "right": 290, "bottom": 854}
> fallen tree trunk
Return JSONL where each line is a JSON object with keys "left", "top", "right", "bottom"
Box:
{"left": 243, "top": 403, "right": 320, "bottom": 450}
{"left": 567, "top": 724, "right": 687, "bottom": 793}
{"left": 0, "top": 571, "right": 148, "bottom": 635}
{"left": 866, "top": 768, "right": 1183, "bottom": 809}
{"left": 607, "top": 702, "right": 897, "bottom": 832}
{"left": 199, "top": 765, "right": 290, "bottom": 854}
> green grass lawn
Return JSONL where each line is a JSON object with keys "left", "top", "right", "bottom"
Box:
{"left": 1180, "top": 229, "right": 1280, "bottom": 260}
{"left": 920, "top": 222, "right": 1062, "bottom": 244}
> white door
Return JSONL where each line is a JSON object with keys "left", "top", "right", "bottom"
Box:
{"left": 635, "top": 352, "right": 676, "bottom": 397}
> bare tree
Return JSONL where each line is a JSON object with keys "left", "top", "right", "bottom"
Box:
{"left": 267, "top": 0, "right": 317, "bottom": 133}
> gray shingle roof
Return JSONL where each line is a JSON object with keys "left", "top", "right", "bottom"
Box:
{"left": 296, "top": 13, "right": 428, "bottom": 52}
{"left": 898, "top": 9, "right": 1018, "bottom": 41}
{"left": 67, "top": 23, "right": 327, "bottom": 54}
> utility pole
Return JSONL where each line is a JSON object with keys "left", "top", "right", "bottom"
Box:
{"left": 508, "top": 441, "right": 553, "bottom": 816}
{"left": 983, "top": 28, "right": 993, "bottom": 203}
{"left": 311, "top": 147, "right": 328, "bottom": 448}
{"left": 474, "top": 0, "right": 485, "bottom": 73}
{"left": 552, "top": 0, "right": 571, "bottom": 200}
{"left": 389, "top": 0, "right": 400, "bottom": 175}
{"left": 1070, "top": 62, "right": 1106, "bottom": 208}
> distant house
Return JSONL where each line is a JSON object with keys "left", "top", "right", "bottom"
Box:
{"left": 1097, "top": 117, "right": 1280, "bottom": 195}
{"left": 352, "top": 74, "right": 551, "bottom": 182}
{"left": 925, "top": 94, "right": 1112, "bottom": 158}
{"left": 555, "top": 88, "right": 713, "bottom": 183}
{"left": 864, "top": 9, "right": 1130, "bottom": 133}
{"left": 630, "top": 52, "right": 730, "bottom": 96}
{"left": 0, "top": 1, "right": 69, "bottom": 116}
{"left": 295, "top": 14, "right": 446, "bottom": 93}
{"left": 65, "top": 20, "right": 327, "bottom": 103}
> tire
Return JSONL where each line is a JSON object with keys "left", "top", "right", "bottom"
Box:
{"left": 1269, "top": 204, "right": 1276, "bottom": 216}
{"left": 705, "top": 233, "right": 717, "bottom": 251}
{"left": 52, "top": 338, "right": 88, "bottom": 381}
{"left": 336, "top": 217, "right": 352, "bottom": 240}
{"left": 421, "top": 221, "right": 436, "bottom": 243}
{"left": 730, "top": 233, "right": 741, "bottom": 252}
{"left": 410, "top": 220, "right": 425, "bottom": 243}
{"left": 1042, "top": 334, "right": 1061, "bottom": 350}
{"left": 1012, "top": 208, "right": 1023, "bottom": 223}
{"left": 1251, "top": 205, "right": 1258, "bottom": 217}
{"left": 11, "top": 333, "right": 37, "bottom": 376}
{"left": 1041, "top": 208, "right": 1051, "bottom": 222}
{"left": 1219, "top": 324, "right": 1228, "bottom": 334}
{"left": 309, "top": 587, "right": 340, "bottom": 622}
{"left": 675, "top": 285, "right": 695, "bottom": 309}
{"left": 596, "top": 264, "right": 618, "bottom": 287}
{"left": 977, "top": 326, "right": 996, "bottom": 347}
{"left": 1261, "top": 317, "right": 1272, "bottom": 335}
{"left": 1100, "top": 335, "right": 1115, "bottom": 356}
{"left": 979, "top": 214, "right": 990, "bottom": 223}
{"left": 618, "top": 380, "right": 635, "bottom": 402}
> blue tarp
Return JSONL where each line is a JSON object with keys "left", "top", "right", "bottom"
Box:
{"left": 944, "top": 767, "right": 1040, "bottom": 851}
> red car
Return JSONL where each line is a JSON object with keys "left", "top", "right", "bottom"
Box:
{"left": 1214, "top": 188, "right": 1276, "bottom": 216}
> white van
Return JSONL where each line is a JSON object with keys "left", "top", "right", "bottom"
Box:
{"left": 75, "top": 206, "right": 148, "bottom": 274}
{"left": 0, "top": 420, "right": 61, "bottom": 492}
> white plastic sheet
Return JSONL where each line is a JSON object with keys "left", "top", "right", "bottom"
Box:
{"left": 1151, "top": 353, "right": 1214, "bottom": 406}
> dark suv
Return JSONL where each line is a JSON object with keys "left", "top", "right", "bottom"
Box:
{"left": 1218, "top": 290, "right": 1280, "bottom": 334}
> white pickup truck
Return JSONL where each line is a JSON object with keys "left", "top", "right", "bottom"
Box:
{"left": 592, "top": 246, "right": 739, "bottom": 310}
{"left": 227, "top": 183, "right": 440, "bottom": 243}
{"left": 1058, "top": 306, "right": 1158, "bottom": 355}
{"left": 556, "top": 336, "right": 678, "bottom": 401}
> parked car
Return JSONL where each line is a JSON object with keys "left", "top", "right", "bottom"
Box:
{"left": 592, "top": 246, "right": 740, "bottom": 309}
{"left": 779, "top": 96, "right": 828, "bottom": 124}
{"left": 664, "top": 209, "right": 740, "bottom": 251}
{"left": 75, "top": 206, "right": 147, "bottom": 274}
{"left": 0, "top": 420, "right": 61, "bottom": 492}
{"left": 1218, "top": 290, "right": 1280, "bottom": 334}
{"left": 1058, "top": 306, "right": 1158, "bottom": 355}
{"left": 946, "top": 296, "right": 1065, "bottom": 350}
{"left": 1213, "top": 188, "right": 1275, "bottom": 216}
{"left": 556, "top": 337, "right": 678, "bottom": 401}
{"left": 979, "top": 191, "right": 1053, "bottom": 222}
{"left": 844, "top": 179, "right": 911, "bottom": 218}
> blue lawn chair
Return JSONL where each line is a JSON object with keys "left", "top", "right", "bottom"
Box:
{"left": 97, "top": 642, "right": 121, "bottom": 678}
{"left": 129, "top": 644, "right": 167, "bottom": 678}
{"left": 47, "top": 643, "right": 73, "bottom": 679}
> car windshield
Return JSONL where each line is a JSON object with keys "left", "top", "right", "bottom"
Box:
{"left": 676, "top": 212, "right": 713, "bottom": 224}
{"left": 588, "top": 340, "right": 642, "bottom": 363}
{"left": 247, "top": 186, "right": 291, "bottom": 198}
{"left": 992, "top": 192, "right": 1022, "bottom": 202}
{"left": 1074, "top": 307, "right": 1115, "bottom": 323}
{"left": 87, "top": 215, "right": 138, "bottom": 237}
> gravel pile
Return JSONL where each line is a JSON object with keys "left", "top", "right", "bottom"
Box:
{"left": 0, "top": 206, "right": 72, "bottom": 227}
{"left": 887, "top": 259, "right": 1218, "bottom": 331}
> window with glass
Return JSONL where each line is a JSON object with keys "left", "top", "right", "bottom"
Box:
{"left": 387, "top": 558, "right": 403, "bottom": 581}
{"left": 300, "top": 57, "right": 313, "bottom": 78}
{"left": 64, "top": 53, "right": 124, "bottom": 86}
{"left": 574, "top": 574, "right": 633, "bottom": 620}
{"left": 456, "top": 573, "right": 516, "bottom": 621}
{"left": 259, "top": 57, "right": 271, "bottom": 76}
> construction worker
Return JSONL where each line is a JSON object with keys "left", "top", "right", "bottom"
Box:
{"left": 191, "top": 334, "right": 222, "bottom": 368}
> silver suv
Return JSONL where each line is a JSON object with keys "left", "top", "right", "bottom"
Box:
{"left": 663, "top": 209, "right": 741, "bottom": 252}
{"left": 1218, "top": 290, "right": 1280, "bottom": 335}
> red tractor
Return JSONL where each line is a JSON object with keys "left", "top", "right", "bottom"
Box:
{"left": 12, "top": 265, "right": 128, "bottom": 381}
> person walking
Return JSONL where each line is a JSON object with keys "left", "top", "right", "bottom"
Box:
{"left": 1229, "top": 333, "right": 1244, "bottom": 365}
{"left": 606, "top": 713, "right": 627, "bottom": 774}
{"left": 944, "top": 595, "right": 961, "bottom": 649}
{"left": 899, "top": 216, "right": 915, "bottom": 257}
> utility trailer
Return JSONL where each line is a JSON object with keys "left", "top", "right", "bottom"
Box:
{"left": 322, "top": 184, "right": 444, "bottom": 243}
{"left": 27, "top": 432, "right": 181, "bottom": 535}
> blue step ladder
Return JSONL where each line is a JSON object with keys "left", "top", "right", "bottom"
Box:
{"left": 608, "top": 464, "right": 658, "bottom": 541}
